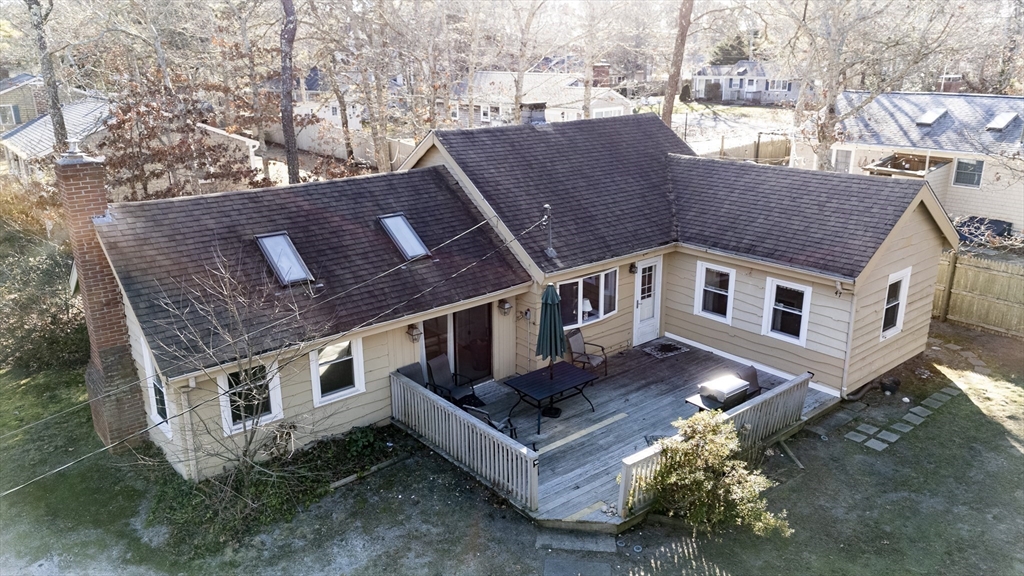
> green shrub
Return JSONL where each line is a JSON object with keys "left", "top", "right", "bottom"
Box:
{"left": 645, "top": 410, "right": 792, "bottom": 537}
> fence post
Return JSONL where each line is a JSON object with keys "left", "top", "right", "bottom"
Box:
{"left": 938, "top": 250, "right": 959, "bottom": 322}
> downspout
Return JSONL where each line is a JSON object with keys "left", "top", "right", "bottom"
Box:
{"left": 840, "top": 281, "right": 858, "bottom": 400}
{"left": 181, "top": 383, "right": 200, "bottom": 480}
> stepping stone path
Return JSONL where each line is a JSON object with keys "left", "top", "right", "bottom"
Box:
{"left": 837, "top": 340, "right": 969, "bottom": 452}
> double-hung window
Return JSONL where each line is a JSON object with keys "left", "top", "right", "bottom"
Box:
{"left": 143, "top": 343, "right": 171, "bottom": 438}
{"left": 310, "top": 338, "right": 365, "bottom": 406}
{"left": 480, "top": 105, "right": 490, "bottom": 122}
{"left": 762, "top": 278, "right": 812, "bottom": 347}
{"left": 880, "top": 267, "right": 912, "bottom": 340}
{"left": 558, "top": 269, "right": 618, "bottom": 329}
{"left": 952, "top": 159, "right": 984, "bottom": 188}
{"left": 833, "top": 149, "right": 852, "bottom": 173}
{"left": 693, "top": 261, "right": 735, "bottom": 325}
{"left": 218, "top": 362, "right": 283, "bottom": 435}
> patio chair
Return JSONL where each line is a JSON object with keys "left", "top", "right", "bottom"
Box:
{"left": 463, "top": 405, "right": 517, "bottom": 439}
{"left": 566, "top": 328, "right": 607, "bottom": 376}
{"left": 396, "top": 363, "right": 427, "bottom": 387}
{"left": 427, "top": 354, "right": 483, "bottom": 407}
{"left": 735, "top": 365, "right": 762, "bottom": 398}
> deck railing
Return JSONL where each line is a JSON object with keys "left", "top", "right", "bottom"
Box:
{"left": 390, "top": 371, "right": 539, "bottom": 511}
{"left": 616, "top": 371, "right": 813, "bottom": 518}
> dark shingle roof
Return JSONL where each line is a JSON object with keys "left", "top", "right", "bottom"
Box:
{"left": 837, "top": 91, "right": 1024, "bottom": 157}
{"left": 1, "top": 98, "right": 108, "bottom": 158}
{"left": 0, "top": 73, "right": 38, "bottom": 94}
{"left": 96, "top": 166, "right": 530, "bottom": 378}
{"left": 670, "top": 155, "right": 929, "bottom": 279}
{"left": 434, "top": 113, "right": 696, "bottom": 273}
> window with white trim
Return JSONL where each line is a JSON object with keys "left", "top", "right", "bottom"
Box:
{"left": 593, "top": 109, "right": 622, "bottom": 118}
{"left": 310, "top": 338, "right": 365, "bottom": 406}
{"left": 489, "top": 106, "right": 501, "bottom": 122}
{"left": 143, "top": 343, "right": 171, "bottom": 438}
{"left": 880, "top": 267, "right": 912, "bottom": 340}
{"left": 952, "top": 159, "right": 984, "bottom": 188}
{"left": 762, "top": 278, "right": 812, "bottom": 346}
{"left": 450, "top": 106, "right": 459, "bottom": 121}
{"left": 0, "top": 104, "right": 16, "bottom": 126}
{"left": 558, "top": 269, "right": 618, "bottom": 328}
{"left": 218, "top": 362, "right": 283, "bottom": 435}
{"left": 480, "top": 105, "right": 490, "bottom": 122}
{"left": 694, "top": 261, "right": 735, "bottom": 325}
{"left": 833, "top": 149, "right": 852, "bottom": 173}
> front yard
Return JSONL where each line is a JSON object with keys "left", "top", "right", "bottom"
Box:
{"left": 1, "top": 321, "right": 1021, "bottom": 575}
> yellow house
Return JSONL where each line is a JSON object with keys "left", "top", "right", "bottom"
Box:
{"left": 58, "top": 113, "right": 957, "bottom": 482}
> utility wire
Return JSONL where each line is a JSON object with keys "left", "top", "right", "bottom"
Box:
{"left": 0, "top": 216, "right": 546, "bottom": 497}
{"left": 0, "top": 212, "right": 513, "bottom": 441}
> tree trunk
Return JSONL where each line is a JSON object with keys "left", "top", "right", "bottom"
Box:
{"left": 25, "top": 0, "right": 67, "bottom": 153}
{"left": 661, "top": 0, "right": 694, "bottom": 128}
{"left": 583, "top": 59, "right": 593, "bottom": 119}
{"left": 279, "top": 0, "right": 300, "bottom": 184}
{"left": 512, "top": 1, "right": 544, "bottom": 125}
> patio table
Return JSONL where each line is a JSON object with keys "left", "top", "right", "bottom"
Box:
{"left": 504, "top": 362, "right": 598, "bottom": 434}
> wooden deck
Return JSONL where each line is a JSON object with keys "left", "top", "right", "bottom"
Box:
{"left": 471, "top": 338, "right": 838, "bottom": 531}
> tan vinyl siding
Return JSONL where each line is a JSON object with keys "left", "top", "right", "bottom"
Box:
{"left": 515, "top": 289, "right": 542, "bottom": 375}
{"left": 492, "top": 300, "right": 517, "bottom": 379}
{"left": 122, "top": 293, "right": 190, "bottom": 477}
{"left": 846, "top": 203, "right": 945, "bottom": 391}
{"left": 416, "top": 146, "right": 446, "bottom": 168}
{"left": 662, "top": 251, "right": 852, "bottom": 390}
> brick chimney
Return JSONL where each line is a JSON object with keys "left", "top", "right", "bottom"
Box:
{"left": 56, "top": 150, "right": 146, "bottom": 446}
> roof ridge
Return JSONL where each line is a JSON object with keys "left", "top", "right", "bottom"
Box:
{"left": 844, "top": 90, "right": 1024, "bottom": 100}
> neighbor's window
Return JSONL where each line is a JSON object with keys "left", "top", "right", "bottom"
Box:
{"left": 331, "top": 106, "right": 338, "bottom": 116}
{"left": 310, "top": 338, "right": 365, "bottom": 406}
{"left": 881, "top": 267, "right": 912, "bottom": 340}
{"left": 694, "top": 261, "right": 735, "bottom": 324}
{"left": 559, "top": 269, "right": 618, "bottom": 328}
{"left": 480, "top": 105, "right": 490, "bottom": 122}
{"left": 833, "top": 150, "right": 852, "bottom": 174}
{"left": 218, "top": 363, "right": 282, "bottom": 435}
{"left": 0, "top": 104, "right": 16, "bottom": 125}
{"left": 762, "top": 278, "right": 812, "bottom": 346}
{"left": 450, "top": 106, "right": 459, "bottom": 121}
{"left": 952, "top": 159, "right": 984, "bottom": 188}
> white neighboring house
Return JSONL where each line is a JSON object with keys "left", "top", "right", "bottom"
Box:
{"left": 692, "top": 60, "right": 804, "bottom": 104}
{"left": 790, "top": 91, "right": 1024, "bottom": 233}
{"left": 1, "top": 97, "right": 109, "bottom": 181}
{"left": 449, "top": 71, "right": 633, "bottom": 126}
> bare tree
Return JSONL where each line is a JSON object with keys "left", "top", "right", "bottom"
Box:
{"left": 22, "top": 0, "right": 67, "bottom": 152}
{"left": 661, "top": 0, "right": 694, "bottom": 127}
{"left": 507, "top": 0, "right": 547, "bottom": 125}
{"left": 278, "top": 0, "right": 300, "bottom": 183}
{"left": 765, "top": 0, "right": 963, "bottom": 170}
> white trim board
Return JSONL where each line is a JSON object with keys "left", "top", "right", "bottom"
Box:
{"left": 663, "top": 332, "right": 839, "bottom": 397}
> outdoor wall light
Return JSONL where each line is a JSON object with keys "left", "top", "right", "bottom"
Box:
{"left": 406, "top": 324, "right": 422, "bottom": 343}
{"left": 497, "top": 299, "right": 513, "bottom": 316}
{"left": 629, "top": 262, "right": 638, "bottom": 274}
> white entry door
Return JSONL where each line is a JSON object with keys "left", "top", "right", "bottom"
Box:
{"left": 633, "top": 256, "right": 662, "bottom": 345}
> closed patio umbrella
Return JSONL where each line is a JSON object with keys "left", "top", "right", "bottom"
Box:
{"left": 535, "top": 283, "right": 566, "bottom": 379}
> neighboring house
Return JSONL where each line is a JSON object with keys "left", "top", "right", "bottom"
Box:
{"left": 0, "top": 73, "right": 43, "bottom": 131}
{"left": 1, "top": 97, "right": 260, "bottom": 192}
{"left": 790, "top": 91, "right": 1024, "bottom": 233}
{"left": 692, "top": 60, "right": 803, "bottom": 104}
{"left": 1, "top": 97, "right": 108, "bottom": 181}
{"left": 59, "top": 114, "right": 956, "bottom": 481}
{"left": 449, "top": 71, "right": 633, "bottom": 127}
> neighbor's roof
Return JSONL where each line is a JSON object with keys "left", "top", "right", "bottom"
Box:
{"left": 433, "top": 113, "right": 696, "bottom": 273}
{"left": 457, "top": 71, "right": 630, "bottom": 110}
{"left": 0, "top": 97, "right": 109, "bottom": 159}
{"left": 0, "top": 73, "right": 39, "bottom": 95}
{"left": 837, "top": 91, "right": 1024, "bottom": 157}
{"left": 96, "top": 166, "right": 531, "bottom": 378}
{"left": 670, "top": 155, "right": 933, "bottom": 279}
{"left": 694, "top": 60, "right": 775, "bottom": 78}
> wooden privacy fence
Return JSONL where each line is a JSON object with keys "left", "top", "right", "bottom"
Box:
{"left": 390, "top": 371, "right": 539, "bottom": 511}
{"left": 933, "top": 251, "right": 1024, "bottom": 337}
{"left": 616, "top": 372, "right": 813, "bottom": 518}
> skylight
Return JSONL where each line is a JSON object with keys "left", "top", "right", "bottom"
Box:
{"left": 915, "top": 108, "right": 947, "bottom": 126}
{"left": 379, "top": 213, "right": 429, "bottom": 261}
{"left": 255, "top": 232, "right": 313, "bottom": 285}
{"left": 986, "top": 112, "right": 1018, "bottom": 131}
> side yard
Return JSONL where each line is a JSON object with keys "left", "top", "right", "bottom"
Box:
{"left": 1, "top": 321, "right": 1021, "bottom": 575}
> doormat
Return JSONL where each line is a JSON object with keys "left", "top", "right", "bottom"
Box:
{"left": 640, "top": 341, "right": 688, "bottom": 359}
